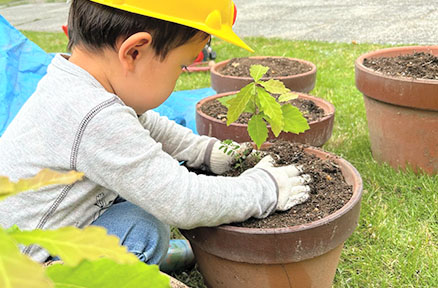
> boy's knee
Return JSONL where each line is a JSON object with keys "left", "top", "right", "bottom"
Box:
{"left": 93, "top": 201, "right": 170, "bottom": 265}
{"left": 129, "top": 213, "right": 170, "bottom": 265}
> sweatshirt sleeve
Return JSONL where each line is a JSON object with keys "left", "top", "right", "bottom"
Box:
{"left": 76, "top": 104, "right": 277, "bottom": 229}
{"left": 138, "top": 110, "right": 216, "bottom": 168}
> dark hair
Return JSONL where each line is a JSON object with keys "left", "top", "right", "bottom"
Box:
{"left": 67, "top": 0, "right": 209, "bottom": 60}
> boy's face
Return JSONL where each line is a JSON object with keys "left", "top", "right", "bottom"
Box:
{"left": 117, "top": 34, "right": 210, "bottom": 114}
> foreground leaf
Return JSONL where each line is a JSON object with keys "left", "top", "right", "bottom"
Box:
{"left": 256, "top": 87, "right": 283, "bottom": 136}
{"left": 0, "top": 229, "right": 53, "bottom": 288}
{"left": 259, "top": 79, "right": 290, "bottom": 95}
{"left": 282, "top": 104, "right": 310, "bottom": 134}
{"left": 46, "top": 258, "right": 170, "bottom": 288}
{"left": 227, "top": 83, "right": 255, "bottom": 125}
{"left": 9, "top": 226, "right": 138, "bottom": 266}
{"left": 247, "top": 114, "right": 268, "bottom": 149}
{"left": 0, "top": 169, "right": 83, "bottom": 201}
{"left": 250, "top": 65, "right": 269, "bottom": 82}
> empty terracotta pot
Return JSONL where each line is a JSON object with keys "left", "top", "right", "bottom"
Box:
{"left": 182, "top": 147, "right": 363, "bottom": 288}
{"left": 196, "top": 92, "right": 335, "bottom": 147}
{"left": 210, "top": 56, "right": 317, "bottom": 93}
{"left": 355, "top": 46, "right": 438, "bottom": 175}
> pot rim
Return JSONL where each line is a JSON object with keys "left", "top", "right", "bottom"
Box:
{"left": 211, "top": 56, "right": 317, "bottom": 81}
{"left": 196, "top": 91, "right": 335, "bottom": 127}
{"left": 214, "top": 146, "right": 363, "bottom": 235}
{"left": 355, "top": 45, "right": 438, "bottom": 85}
{"left": 355, "top": 45, "right": 438, "bottom": 111}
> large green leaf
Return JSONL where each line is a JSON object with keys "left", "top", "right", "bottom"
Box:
{"left": 259, "top": 79, "right": 290, "bottom": 95}
{"left": 256, "top": 87, "right": 283, "bottom": 137}
{"left": 262, "top": 114, "right": 282, "bottom": 138}
{"left": 226, "top": 83, "right": 255, "bottom": 125}
{"left": 9, "top": 226, "right": 138, "bottom": 266}
{"left": 0, "top": 229, "right": 53, "bottom": 288}
{"left": 46, "top": 258, "right": 170, "bottom": 288}
{"left": 247, "top": 114, "right": 268, "bottom": 149}
{"left": 282, "top": 104, "right": 310, "bottom": 134}
{"left": 249, "top": 65, "right": 269, "bottom": 82}
{"left": 0, "top": 169, "right": 83, "bottom": 201}
{"left": 244, "top": 99, "right": 257, "bottom": 114}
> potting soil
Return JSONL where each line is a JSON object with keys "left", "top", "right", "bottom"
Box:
{"left": 228, "top": 141, "right": 353, "bottom": 228}
{"left": 219, "top": 57, "right": 312, "bottom": 78}
{"left": 363, "top": 52, "right": 438, "bottom": 80}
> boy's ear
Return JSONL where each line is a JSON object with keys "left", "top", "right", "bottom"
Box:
{"left": 118, "top": 32, "right": 153, "bottom": 71}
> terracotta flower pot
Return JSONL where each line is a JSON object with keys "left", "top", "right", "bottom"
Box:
{"left": 210, "top": 56, "right": 317, "bottom": 93}
{"left": 196, "top": 92, "right": 335, "bottom": 147}
{"left": 181, "top": 147, "right": 363, "bottom": 288}
{"left": 355, "top": 46, "right": 438, "bottom": 175}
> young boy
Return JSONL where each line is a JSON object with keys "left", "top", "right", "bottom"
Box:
{"left": 0, "top": 0, "right": 310, "bottom": 265}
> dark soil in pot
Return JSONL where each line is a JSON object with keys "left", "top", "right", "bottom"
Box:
{"left": 224, "top": 141, "right": 353, "bottom": 228}
{"left": 172, "top": 141, "right": 353, "bottom": 287}
{"left": 219, "top": 57, "right": 313, "bottom": 78}
{"left": 363, "top": 52, "right": 438, "bottom": 80}
{"left": 200, "top": 97, "right": 325, "bottom": 124}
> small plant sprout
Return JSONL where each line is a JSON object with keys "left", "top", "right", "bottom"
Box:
{"left": 218, "top": 64, "right": 310, "bottom": 148}
{"left": 219, "top": 139, "right": 254, "bottom": 172}
{"left": 219, "top": 139, "right": 241, "bottom": 156}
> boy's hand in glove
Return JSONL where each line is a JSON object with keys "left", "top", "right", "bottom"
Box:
{"left": 255, "top": 155, "right": 311, "bottom": 211}
{"left": 209, "top": 141, "right": 253, "bottom": 175}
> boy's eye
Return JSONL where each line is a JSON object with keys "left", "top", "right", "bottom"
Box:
{"left": 181, "top": 65, "right": 189, "bottom": 71}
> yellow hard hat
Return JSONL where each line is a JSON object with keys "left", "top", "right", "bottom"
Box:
{"left": 89, "top": 0, "right": 254, "bottom": 52}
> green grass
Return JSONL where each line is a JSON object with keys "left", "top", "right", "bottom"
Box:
{"left": 0, "top": 0, "right": 20, "bottom": 6}
{"left": 21, "top": 30, "right": 69, "bottom": 53}
{"left": 25, "top": 31, "right": 438, "bottom": 287}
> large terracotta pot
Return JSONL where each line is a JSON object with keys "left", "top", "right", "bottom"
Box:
{"left": 211, "top": 56, "right": 317, "bottom": 93}
{"left": 196, "top": 92, "right": 335, "bottom": 147}
{"left": 181, "top": 147, "right": 363, "bottom": 288}
{"left": 355, "top": 46, "right": 438, "bottom": 175}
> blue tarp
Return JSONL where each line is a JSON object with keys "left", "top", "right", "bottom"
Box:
{"left": 0, "top": 14, "right": 54, "bottom": 136}
{"left": 154, "top": 87, "right": 215, "bottom": 133}
{"left": 0, "top": 14, "right": 215, "bottom": 136}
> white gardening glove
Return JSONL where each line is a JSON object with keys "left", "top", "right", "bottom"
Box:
{"left": 255, "top": 155, "right": 311, "bottom": 211}
{"left": 209, "top": 141, "right": 253, "bottom": 175}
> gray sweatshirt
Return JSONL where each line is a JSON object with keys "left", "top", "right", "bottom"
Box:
{"left": 0, "top": 54, "right": 277, "bottom": 262}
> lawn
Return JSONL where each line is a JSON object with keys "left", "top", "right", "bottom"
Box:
{"left": 24, "top": 30, "right": 438, "bottom": 287}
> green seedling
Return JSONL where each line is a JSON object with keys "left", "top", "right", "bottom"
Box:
{"left": 218, "top": 64, "right": 310, "bottom": 148}
{"left": 219, "top": 139, "right": 263, "bottom": 173}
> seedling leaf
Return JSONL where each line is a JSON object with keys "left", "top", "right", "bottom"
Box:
{"left": 282, "top": 104, "right": 310, "bottom": 134}
{"left": 278, "top": 92, "right": 299, "bottom": 102}
{"left": 217, "top": 94, "right": 237, "bottom": 108}
{"left": 46, "top": 258, "right": 170, "bottom": 288}
{"left": 226, "top": 83, "right": 255, "bottom": 125}
{"left": 0, "top": 229, "right": 53, "bottom": 288}
{"left": 259, "top": 79, "right": 290, "bottom": 95}
{"left": 263, "top": 114, "right": 283, "bottom": 137}
{"left": 247, "top": 114, "right": 268, "bottom": 149}
{"left": 9, "top": 226, "right": 138, "bottom": 266}
{"left": 256, "top": 87, "right": 283, "bottom": 137}
{"left": 250, "top": 65, "right": 269, "bottom": 82}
